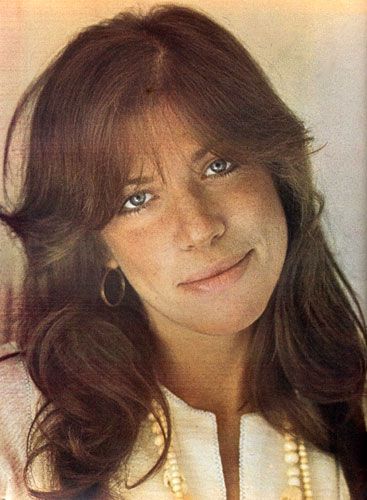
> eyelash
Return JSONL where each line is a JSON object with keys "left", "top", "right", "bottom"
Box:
{"left": 120, "top": 159, "right": 239, "bottom": 215}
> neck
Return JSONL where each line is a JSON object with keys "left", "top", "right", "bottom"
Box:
{"left": 149, "top": 313, "right": 256, "bottom": 418}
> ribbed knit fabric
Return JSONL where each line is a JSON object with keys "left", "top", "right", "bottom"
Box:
{"left": 0, "top": 353, "right": 351, "bottom": 499}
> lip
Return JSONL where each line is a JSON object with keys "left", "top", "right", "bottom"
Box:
{"left": 178, "top": 250, "right": 253, "bottom": 293}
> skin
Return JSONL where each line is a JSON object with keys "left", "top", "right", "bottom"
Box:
{"left": 102, "top": 109, "right": 287, "bottom": 346}
{"left": 101, "top": 108, "right": 288, "bottom": 417}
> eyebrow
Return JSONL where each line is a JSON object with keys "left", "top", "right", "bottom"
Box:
{"left": 124, "top": 147, "right": 210, "bottom": 187}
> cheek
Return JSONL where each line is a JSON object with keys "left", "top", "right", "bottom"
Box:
{"left": 228, "top": 178, "right": 287, "bottom": 233}
{"left": 102, "top": 221, "right": 169, "bottom": 286}
{"left": 230, "top": 179, "right": 288, "bottom": 269}
{"left": 257, "top": 205, "right": 288, "bottom": 284}
{"left": 258, "top": 195, "right": 288, "bottom": 260}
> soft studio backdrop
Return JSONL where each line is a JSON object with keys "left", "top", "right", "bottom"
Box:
{"left": 0, "top": 0, "right": 366, "bottom": 340}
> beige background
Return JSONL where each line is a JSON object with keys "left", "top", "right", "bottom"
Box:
{"left": 1, "top": 1, "right": 366, "bottom": 322}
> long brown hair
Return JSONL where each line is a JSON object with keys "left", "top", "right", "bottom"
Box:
{"left": 1, "top": 4, "right": 366, "bottom": 499}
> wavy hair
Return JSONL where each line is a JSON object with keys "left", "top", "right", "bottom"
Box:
{"left": 1, "top": 4, "right": 366, "bottom": 499}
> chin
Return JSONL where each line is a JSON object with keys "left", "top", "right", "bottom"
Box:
{"left": 186, "top": 302, "right": 266, "bottom": 336}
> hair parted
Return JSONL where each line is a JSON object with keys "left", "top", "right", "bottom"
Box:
{"left": 1, "top": 4, "right": 366, "bottom": 498}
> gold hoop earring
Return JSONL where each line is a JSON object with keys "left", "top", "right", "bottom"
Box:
{"left": 100, "top": 267, "right": 126, "bottom": 307}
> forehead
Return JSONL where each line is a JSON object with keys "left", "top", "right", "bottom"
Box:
{"left": 124, "top": 104, "right": 209, "bottom": 178}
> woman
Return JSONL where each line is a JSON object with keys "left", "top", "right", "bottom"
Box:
{"left": 0, "top": 4, "right": 366, "bottom": 499}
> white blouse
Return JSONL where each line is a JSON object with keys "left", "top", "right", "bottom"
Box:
{"left": 118, "top": 385, "right": 351, "bottom": 499}
{"left": 0, "top": 354, "right": 351, "bottom": 499}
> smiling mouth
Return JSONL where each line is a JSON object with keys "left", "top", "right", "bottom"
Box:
{"left": 180, "top": 250, "right": 252, "bottom": 284}
{"left": 179, "top": 250, "right": 253, "bottom": 293}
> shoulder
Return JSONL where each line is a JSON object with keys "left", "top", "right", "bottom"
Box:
{"left": 0, "top": 349, "right": 34, "bottom": 415}
{"left": 0, "top": 349, "right": 36, "bottom": 446}
{"left": 0, "top": 348, "right": 39, "bottom": 498}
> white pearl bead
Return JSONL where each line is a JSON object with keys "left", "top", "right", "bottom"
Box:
{"left": 304, "top": 490, "right": 313, "bottom": 498}
{"left": 148, "top": 412, "right": 155, "bottom": 421}
{"left": 285, "top": 451, "right": 299, "bottom": 464}
{"left": 284, "top": 441, "right": 298, "bottom": 452}
{"left": 288, "top": 476, "right": 301, "bottom": 487}
{"left": 154, "top": 435, "right": 164, "bottom": 446}
{"left": 300, "top": 462, "right": 310, "bottom": 471}
{"left": 287, "top": 466, "right": 301, "bottom": 477}
{"left": 299, "top": 450, "right": 307, "bottom": 458}
{"left": 171, "top": 477, "right": 182, "bottom": 486}
{"left": 151, "top": 422, "right": 161, "bottom": 434}
{"left": 303, "top": 474, "right": 311, "bottom": 483}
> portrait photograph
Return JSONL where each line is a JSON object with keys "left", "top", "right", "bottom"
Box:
{"left": 0, "top": 1, "right": 366, "bottom": 499}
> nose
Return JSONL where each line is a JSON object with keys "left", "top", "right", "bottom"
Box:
{"left": 172, "top": 189, "right": 226, "bottom": 250}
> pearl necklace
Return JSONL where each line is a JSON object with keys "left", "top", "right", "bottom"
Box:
{"left": 148, "top": 401, "right": 313, "bottom": 500}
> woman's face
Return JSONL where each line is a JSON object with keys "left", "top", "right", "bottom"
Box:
{"left": 101, "top": 112, "right": 288, "bottom": 337}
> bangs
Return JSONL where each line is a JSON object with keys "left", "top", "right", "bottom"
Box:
{"left": 93, "top": 97, "right": 243, "bottom": 226}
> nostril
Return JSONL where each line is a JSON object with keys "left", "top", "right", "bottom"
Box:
{"left": 174, "top": 205, "right": 226, "bottom": 250}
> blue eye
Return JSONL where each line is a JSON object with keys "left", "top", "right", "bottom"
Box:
{"left": 122, "top": 192, "right": 153, "bottom": 213}
{"left": 206, "top": 159, "right": 236, "bottom": 176}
